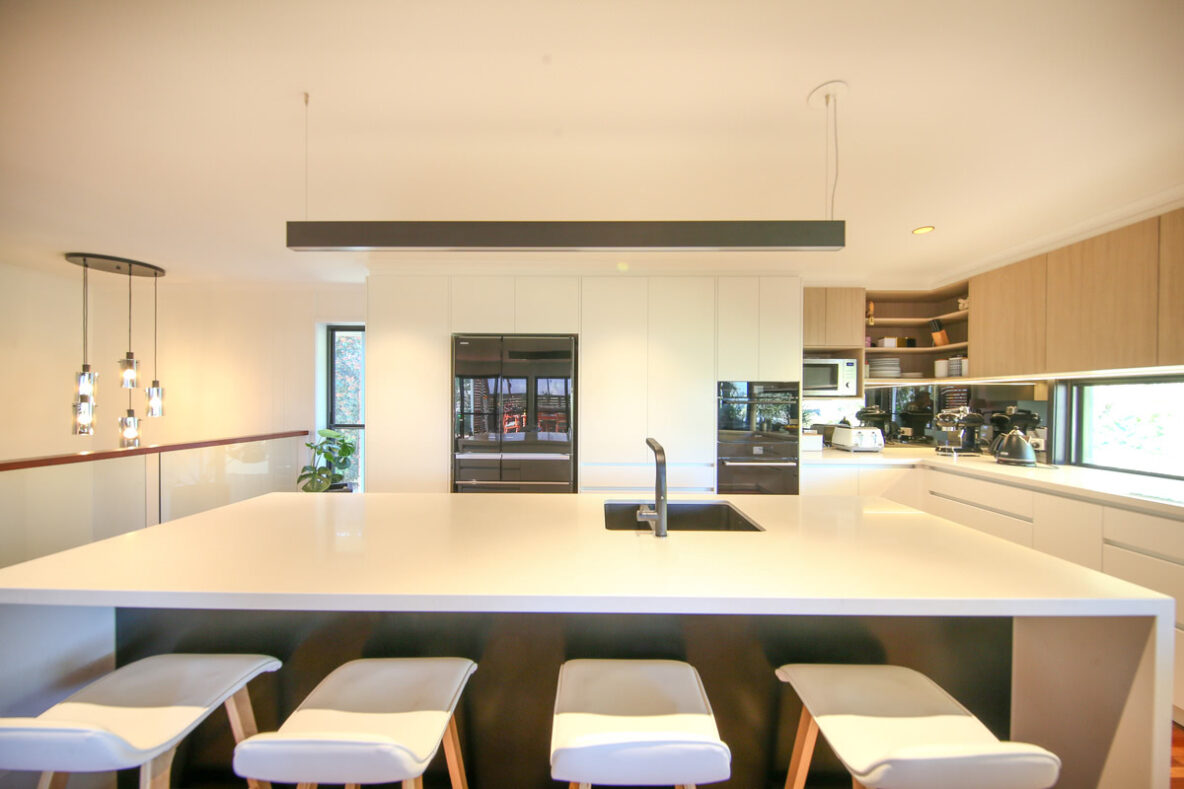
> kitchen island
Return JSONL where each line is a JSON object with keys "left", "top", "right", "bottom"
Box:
{"left": 0, "top": 492, "right": 1173, "bottom": 788}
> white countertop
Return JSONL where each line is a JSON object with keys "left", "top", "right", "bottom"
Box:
{"left": 803, "top": 447, "right": 1184, "bottom": 517}
{"left": 0, "top": 492, "right": 1168, "bottom": 618}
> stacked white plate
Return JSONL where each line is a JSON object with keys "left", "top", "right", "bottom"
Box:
{"left": 868, "top": 357, "right": 902, "bottom": 378}
{"left": 947, "top": 357, "right": 963, "bottom": 377}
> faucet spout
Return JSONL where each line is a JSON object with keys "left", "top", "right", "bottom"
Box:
{"left": 636, "top": 437, "right": 668, "bottom": 537}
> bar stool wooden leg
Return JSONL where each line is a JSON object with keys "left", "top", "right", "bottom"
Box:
{"left": 138, "top": 747, "right": 176, "bottom": 789}
{"left": 345, "top": 784, "right": 362, "bottom": 789}
{"left": 36, "top": 772, "right": 69, "bottom": 789}
{"left": 853, "top": 779, "right": 867, "bottom": 789}
{"left": 295, "top": 783, "right": 317, "bottom": 789}
{"left": 442, "top": 714, "right": 469, "bottom": 789}
{"left": 784, "top": 705, "right": 819, "bottom": 789}
{"left": 224, "top": 687, "right": 272, "bottom": 789}
{"left": 402, "top": 777, "right": 423, "bottom": 789}
{"left": 569, "top": 783, "right": 589, "bottom": 789}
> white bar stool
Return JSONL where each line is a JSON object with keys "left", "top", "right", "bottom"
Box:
{"left": 0, "top": 653, "right": 281, "bottom": 789}
{"left": 551, "top": 659, "right": 731, "bottom": 789}
{"left": 233, "top": 657, "right": 476, "bottom": 789}
{"left": 776, "top": 664, "right": 1061, "bottom": 789}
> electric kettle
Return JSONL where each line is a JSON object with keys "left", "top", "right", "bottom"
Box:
{"left": 995, "top": 429, "right": 1036, "bottom": 467}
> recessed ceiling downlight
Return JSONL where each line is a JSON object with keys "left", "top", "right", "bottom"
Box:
{"left": 912, "top": 225, "right": 935, "bottom": 235}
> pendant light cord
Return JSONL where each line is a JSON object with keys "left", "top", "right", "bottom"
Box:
{"left": 153, "top": 275, "right": 158, "bottom": 380}
{"left": 830, "top": 93, "right": 840, "bottom": 221}
{"left": 81, "top": 263, "right": 88, "bottom": 365}
{"left": 127, "top": 265, "right": 132, "bottom": 350}
{"left": 304, "top": 91, "right": 310, "bottom": 221}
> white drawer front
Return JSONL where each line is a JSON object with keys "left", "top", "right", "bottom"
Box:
{"left": 1032, "top": 493, "right": 1103, "bottom": 570}
{"left": 926, "top": 491, "right": 1034, "bottom": 547}
{"left": 801, "top": 466, "right": 859, "bottom": 495}
{"left": 926, "top": 469, "right": 1035, "bottom": 520}
{"left": 1103, "top": 506, "right": 1184, "bottom": 563}
{"left": 1176, "top": 627, "right": 1184, "bottom": 715}
{"left": 1103, "top": 545, "right": 1184, "bottom": 627}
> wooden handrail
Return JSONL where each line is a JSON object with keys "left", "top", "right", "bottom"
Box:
{"left": 0, "top": 430, "right": 310, "bottom": 473}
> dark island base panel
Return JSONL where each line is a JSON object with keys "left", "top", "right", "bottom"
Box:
{"left": 115, "top": 610, "right": 1012, "bottom": 789}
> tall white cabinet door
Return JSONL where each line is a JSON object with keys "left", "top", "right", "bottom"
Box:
{"left": 515, "top": 276, "right": 580, "bottom": 333}
{"left": 716, "top": 277, "right": 760, "bottom": 381}
{"left": 450, "top": 276, "right": 515, "bottom": 333}
{"left": 580, "top": 278, "right": 649, "bottom": 463}
{"left": 758, "top": 276, "right": 803, "bottom": 382}
{"left": 647, "top": 278, "right": 716, "bottom": 464}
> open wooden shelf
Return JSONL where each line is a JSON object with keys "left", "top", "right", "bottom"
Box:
{"left": 865, "top": 376, "right": 971, "bottom": 388}
{"left": 865, "top": 341, "right": 969, "bottom": 355}
{"left": 869, "top": 309, "right": 968, "bottom": 328}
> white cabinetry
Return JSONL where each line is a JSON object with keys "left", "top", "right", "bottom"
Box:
{"left": 801, "top": 465, "right": 860, "bottom": 495}
{"left": 758, "top": 276, "right": 803, "bottom": 381}
{"left": 515, "top": 276, "right": 580, "bottom": 333}
{"left": 716, "top": 277, "right": 803, "bottom": 382}
{"left": 922, "top": 469, "right": 1035, "bottom": 546}
{"left": 716, "top": 277, "right": 760, "bottom": 381}
{"left": 1099, "top": 505, "right": 1184, "bottom": 719}
{"left": 450, "top": 276, "right": 515, "bottom": 333}
{"left": 648, "top": 278, "right": 716, "bottom": 464}
{"left": 1032, "top": 494, "right": 1103, "bottom": 570}
{"left": 859, "top": 467, "right": 922, "bottom": 509}
{"left": 579, "top": 278, "right": 649, "bottom": 464}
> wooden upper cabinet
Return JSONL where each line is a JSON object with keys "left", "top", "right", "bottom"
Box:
{"left": 969, "top": 255, "right": 1047, "bottom": 377}
{"left": 803, "top": 287, "right": 865, "bottom": 347}
{"left": 1160, "top": 208, "right": 1184, "bottom": 365}
{"left": 803, "top": 288, "right": 828, "bottom": 346}
{"left": 1045, "top": 218, "right": 1159, "bottom": 373}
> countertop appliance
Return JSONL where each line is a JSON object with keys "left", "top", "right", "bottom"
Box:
{"left": 995, "top": 428, "right": 1037, "bottom": 467}
{"left": 831, "top": 425, "right": 884, "bottom": 453}
{"left": 717, "top": 381, "right": 799, "bottom": 494}
{"left": 897, "top": 404, "right": 934, "bottom": 444}
{"left": 934, "top": 407, "right": 984, "bottom": 456}
{"left": 452, "top": 334, "right": 576, "bottom": 492}
{"left": 803, "top": 358, "right": 858, "bottom": 397}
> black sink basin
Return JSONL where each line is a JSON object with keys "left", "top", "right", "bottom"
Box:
{"left": 604, "top": 501, "right": 764, "bottom": 532}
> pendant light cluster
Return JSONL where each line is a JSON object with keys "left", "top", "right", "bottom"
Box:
{"left": 65, "top": 254, "right": 166, "bottom": 448}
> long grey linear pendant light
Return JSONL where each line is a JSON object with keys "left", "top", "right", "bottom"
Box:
{"left": 286, "top": 219, "right": 844, "bottom": 252}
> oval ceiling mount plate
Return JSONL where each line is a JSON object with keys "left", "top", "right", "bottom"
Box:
{"left": 807, "top": 80, "right": 849, "bottom": 109}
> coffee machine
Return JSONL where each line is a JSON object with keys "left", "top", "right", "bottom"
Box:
{"left": 897, "top": 403, "right": 933, "bottom": 444}
{"left": 855, "top": 405, "right": 892, "bottom": 442}
{"left": 935, "top": 407, "right": 984, "bottom": 456}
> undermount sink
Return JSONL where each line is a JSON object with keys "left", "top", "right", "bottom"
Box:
{"left": 604, "top": 501, "right": 764, "bottom": 532}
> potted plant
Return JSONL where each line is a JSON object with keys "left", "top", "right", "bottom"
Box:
{"left": 298, "top": 429, "right": 357, "bottom": 492}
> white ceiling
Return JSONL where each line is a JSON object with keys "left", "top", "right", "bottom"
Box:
{"left": 1, "top": 0, "right": 1182, "bottom": 287}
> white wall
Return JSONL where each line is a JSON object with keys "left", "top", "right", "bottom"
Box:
{"left": 364, "top": 269, "right": 802, "bottom": 493}
{"left": 0, "top": 260, "right": 365, "bottom": 463}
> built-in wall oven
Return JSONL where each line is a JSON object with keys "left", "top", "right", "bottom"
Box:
{"left": 716, "top": 381, "right": 799, "bottom": 495}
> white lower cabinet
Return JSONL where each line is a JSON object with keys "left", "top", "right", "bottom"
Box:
{"left": 859, "top": 467, "right": 922, "bottom": 509}
{"left": 1031, "top": 493, "right": 1103, "bottom": 570}
{"left": 800, "top": 465, "right": 859, "bottom": 495}
{"left": 921, "top": 469, "right": 1034, "bottom": 546}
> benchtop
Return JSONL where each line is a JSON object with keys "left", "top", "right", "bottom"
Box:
{"left": 0, "top": 492, "right": 1168, "bottom": 618}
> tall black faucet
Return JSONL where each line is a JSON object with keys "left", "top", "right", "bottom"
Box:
{"left": 636, "top": 437, "right": 668, "bottom": 537}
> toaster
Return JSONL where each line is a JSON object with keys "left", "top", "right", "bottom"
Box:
{"left": 831, "top": 426, "right": 885, "bottom": 453}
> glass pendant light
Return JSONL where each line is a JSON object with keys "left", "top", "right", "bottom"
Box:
{"left": 119, "top": 400, "right": 140, "bottom": 448}
{"left": 72, "top": 261, "right": 98, "bottom": 435}
{"left": 119, "top": 265, "right": 139, "bottom": 389}
{"left": 146, "top": 274, "right": 164, "bottom": 417}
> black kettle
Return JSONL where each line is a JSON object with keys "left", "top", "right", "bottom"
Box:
{"left": 995, "top": 429, "right": 1036, "bottom": 467}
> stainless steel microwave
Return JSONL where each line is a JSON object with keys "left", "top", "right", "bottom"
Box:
{"left": 803, "top": 357, "right": 858, "bottom": 397}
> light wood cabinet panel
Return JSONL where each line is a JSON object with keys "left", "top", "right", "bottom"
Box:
{"left": 758, "top": 276, "right": 803, "bottom": 381}
{"left": 1045, "top": 218, "right": 1159, "bottom": 372}
{"left": 803, "top": 288, "right": 827, "bottom": 346}
{"left": 968, "top": 255, "right": 1047, "bottom": 377}
{"left": 1161, "top": 208, "right": 1184, "bottom": 365}
{"left": 825, "top": 287, "right": 866, "bottom": 346}
{"left": 717, "top": 277, "right": 760, "bottom": 380}
{"left": 803, "top": 287, "right": 865, "bottom": 347}
{"left": 647, "top": 278, "right": 716, "bottom": 464}
{"left": 579, "top": 278, "right": 649, "bottom": 463}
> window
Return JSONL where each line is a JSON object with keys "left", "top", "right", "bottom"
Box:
{"left": 327, "top": 325, "right": 364, "bottom": 487}
{"left": 1070, "top": 378, "right": 1184, "bottom": 480}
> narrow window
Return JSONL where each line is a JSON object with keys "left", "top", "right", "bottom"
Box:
{"left": 327, "top": 325, "right": 365, "bottom": 488}
{"left": 1071, "top": 378, "right": 1183, "bottom": 480}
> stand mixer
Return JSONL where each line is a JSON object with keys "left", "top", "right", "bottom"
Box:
{"left": 934, "top": 407, "right": 984, "bottom": 456}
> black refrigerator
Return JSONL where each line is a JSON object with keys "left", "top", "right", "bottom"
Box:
{"left": 452, "top": 334, "right": 577, "bottom": 493}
